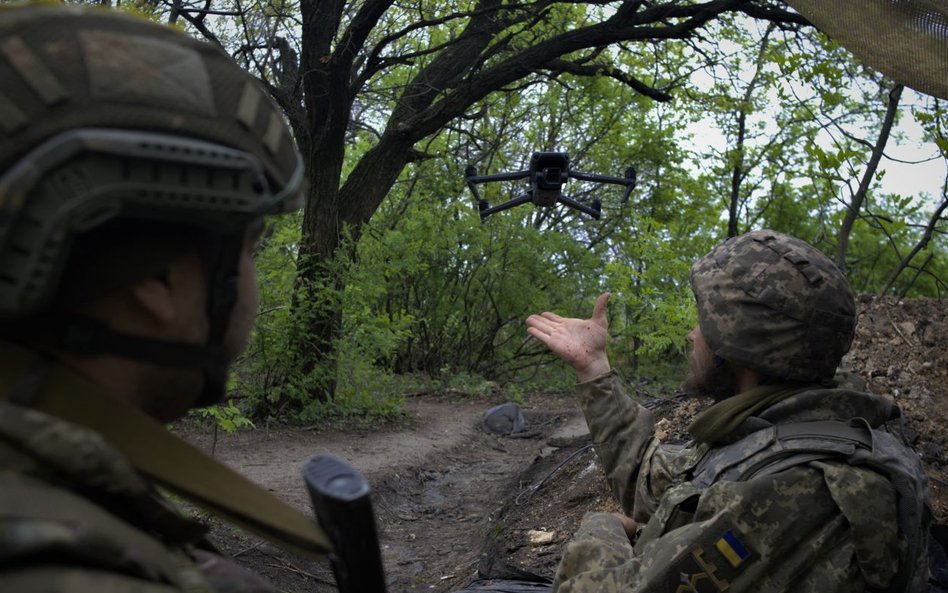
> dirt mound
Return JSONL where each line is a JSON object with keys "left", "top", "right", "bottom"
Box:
{"left": 485, "top": 296, "right": 948, "bottom": 579}
{"left": 843, "top": 296, "right": 948, "bottom": 521}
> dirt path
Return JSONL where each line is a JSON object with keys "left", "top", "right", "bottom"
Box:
{"left": 183, "top": 392, "right": 587, "bottom": 592}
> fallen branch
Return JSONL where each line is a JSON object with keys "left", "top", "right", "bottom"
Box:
{"left": 265, "top": 557, "right": 335, "bottom": 587}
{"left": 232, "top": 540, "right": 265, "bottom": 558}
{"left": 888, "top": 317, "right": 919, "bottom": 348}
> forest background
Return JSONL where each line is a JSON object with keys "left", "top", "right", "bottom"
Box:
{"left": 101, "top": 0, "right": 948, "bottom": 427}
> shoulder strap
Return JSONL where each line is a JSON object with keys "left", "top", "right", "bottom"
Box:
{"left": 691, "top": 420, "right": 871, "bottom": 489}
{"left": 0, "top": 342, "right": 332, "bottom": 562}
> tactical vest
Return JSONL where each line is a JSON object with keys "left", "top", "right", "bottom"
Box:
{"left": 690, "top": 419, "right": 931, "bottom": 593}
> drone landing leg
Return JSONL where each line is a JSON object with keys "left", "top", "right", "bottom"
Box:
{"left": 479, "top": 193, "right": 533, "bottom": 220}
{"left": 557, "top": 195, "right": 601, "bottom": 220}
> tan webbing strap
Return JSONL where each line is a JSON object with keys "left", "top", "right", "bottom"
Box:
{"left": 1, "top": 345, "right": 332, "bottom": 560}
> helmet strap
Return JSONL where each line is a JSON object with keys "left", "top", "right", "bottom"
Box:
{"left": 0, "top": 315, "right": 223, "bottom": 367}
{"left": 0, "top": 231, "right": 247, "bottom": 409}
{"left": 195, "top": 232, "right": 245, "bottom": 408}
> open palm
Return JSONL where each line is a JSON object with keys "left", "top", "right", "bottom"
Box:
{"left": 525, "top": 293, "right": 611, "bottom": 382}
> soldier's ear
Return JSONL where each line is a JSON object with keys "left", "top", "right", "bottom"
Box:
{"left": 128, "top": 272, "right": 177, "bottom": 326}
{"left": 126, "top": 250, "right": 206, "bottom": 330}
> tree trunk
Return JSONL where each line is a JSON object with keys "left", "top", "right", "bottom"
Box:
{"left": 727, "top": 24, "right": 773, "bottom": 238}
{"left": 295, "top": 133, "right": 414, "bottom": 400}
{"left": 728, "top": 112, "right": 747, "bottom": 238}
{"left": 294, "top": 185, "right": 344, "bottom": 402}
{"left": 836, "top": 84, "right": 903, "bottom": 268}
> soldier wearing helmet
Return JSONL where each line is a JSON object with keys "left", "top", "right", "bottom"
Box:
{"left": 0, "top": 5, "right": 333, "bottom": 591}
{"left": 526, "top": 230, "right": 931, "bottom": 593}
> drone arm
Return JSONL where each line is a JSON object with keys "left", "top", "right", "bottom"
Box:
{"left": 569, "top": 169, "right": 635, "bottom": 186}
{"left": 479, "top": 192, "right": 533, "bottom": 220}
{"left": 618, "top": 180, "right": 635, "bottom": 205}
{"left": 557, "top": 194, "right": 601, "bottom": 220}
{"left": 466, "top": 170, "right": 531, "bottom": 184}
{"left": 465, "top": 177, "right": 484, "bottom": 204}
{"left": 465, "top": 166, "right": 532, "bottom": 215}
{"left": 570, "top": 167, "right": 636, "bottom": 204}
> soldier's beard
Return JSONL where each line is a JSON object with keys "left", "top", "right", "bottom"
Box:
{"left": 681, "top": 351, "right": 739, "bottom": 402}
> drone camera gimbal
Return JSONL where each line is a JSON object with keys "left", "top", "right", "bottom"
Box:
{"left": 465, "top": 151, "right": 636, "bottom": 220}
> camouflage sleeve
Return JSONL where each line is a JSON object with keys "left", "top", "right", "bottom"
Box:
{"left": 553, "top": 512, "right": 641, "bottom": 592}
{"left": 576, "top": 371, "right": 656, "bottom": 517}
{"left": 0, "top": 472, "right": 278, "bottom": 593}
{"left": 553, "top": 463, "right": 901, "bottom": 593}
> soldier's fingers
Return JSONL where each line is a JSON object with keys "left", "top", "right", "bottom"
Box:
{"left": 592, "top": 293, "right": 610, "bottom": 324}
{"left": 526, "top": 326, "right": 554, "bottom": 347}
{"left": 540, "top": 311, "right": 565, "bottom": 322}
{"left": 526, "top": 315, "right": 556, "bottom": 335}
{"left": 611, "top": 512, "right": 639, "bottom": 539}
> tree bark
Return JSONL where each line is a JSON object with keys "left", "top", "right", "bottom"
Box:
{"left": 836, "top": 84, "right": 903, "bottom": 268}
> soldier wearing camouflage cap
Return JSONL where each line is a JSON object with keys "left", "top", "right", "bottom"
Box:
{"left": 0, "top": 5, "right": 335, "bottom": 591}
{"left": 526, "top": 230, "right": 931, "bottom": 592}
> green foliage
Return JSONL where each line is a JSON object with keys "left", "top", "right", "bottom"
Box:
{"left": 442, "top": 372, "right": 496, "bottom": 397}
{"left": 841, "top": 196, "right": 948, "bottom": 297}
{"left": 230, "top": 212, "right": 410, "bottom": 424}
{"left": 342, "top": 70, "right": 720, "bottom": 391}
{"left": 192, "top": 400, "right": 255, "bottom": 434}
{"left": 221, "top": 8, "right": 945, "bottom": 425}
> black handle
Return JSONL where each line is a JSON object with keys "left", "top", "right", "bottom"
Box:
{"left": 302, "top": 454, "right": 387, "bottom": 593}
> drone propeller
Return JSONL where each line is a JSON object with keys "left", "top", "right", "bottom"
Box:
{"left": 464, "top": 152, "right": 636, "bottom": 221}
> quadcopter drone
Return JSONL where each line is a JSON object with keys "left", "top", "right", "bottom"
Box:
{"left": 465, "top": 151, "right": 636, "bottom": 220}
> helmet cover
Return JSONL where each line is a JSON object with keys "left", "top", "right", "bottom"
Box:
{"left": 690, "top": 230, "right": 856, "bottom": 383}
{"left": 0, "top": 5, "right": 304, "bottom": 316}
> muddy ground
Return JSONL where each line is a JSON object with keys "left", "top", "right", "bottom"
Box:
{"left": 181, "top": 296, "right": 948, "bottom": 592}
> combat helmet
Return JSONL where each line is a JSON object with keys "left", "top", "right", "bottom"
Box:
{"left": 0, "top": 5, "right": 304, "bottom": 403}
{"left": 690, "top": 230, "right": 856, "bottom": 384}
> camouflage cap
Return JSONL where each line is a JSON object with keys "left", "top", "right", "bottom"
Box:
{"left": 690, "top": 230, "right": 856, "bottom": 383}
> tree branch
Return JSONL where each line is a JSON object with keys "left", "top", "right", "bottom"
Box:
{"left": 836, "top": 84, "right": 903, "bottom": 267}
{"left": 881, "top": 194, "right": 948, "bottom": 295}
{"left": 401, "top": 0, "right": 763, "bottom": 137}
{"left": 160, "top": 0, "right": 224, "bottom": 48}
{"left": 541, "top": 58, "right": 673, "bottom": 101}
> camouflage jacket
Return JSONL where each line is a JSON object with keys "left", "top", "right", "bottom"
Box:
{"left": 0, "top": 345, "right": 282, "bottom": 592}
{"left": 554, "top": 371, "right": 929, "bottom": 593}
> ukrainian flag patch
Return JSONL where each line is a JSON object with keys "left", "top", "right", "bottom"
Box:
{"left": 715, "top": 530, "right": 750, "bottom": 568}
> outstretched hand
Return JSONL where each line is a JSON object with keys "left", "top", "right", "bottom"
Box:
{"left": 525, "top": 292, "right": 611, "bottom": 383}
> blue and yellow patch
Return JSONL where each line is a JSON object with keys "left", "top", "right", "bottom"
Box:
{"left": 715, "top": 530, "right": 750, "bottom": 568}
{"left": 666, "top": 526, "right": 755, "bottom": 593}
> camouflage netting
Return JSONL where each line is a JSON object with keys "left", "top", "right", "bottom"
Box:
{"left": 787, "top": 0, "right": 948, "bottom": 100}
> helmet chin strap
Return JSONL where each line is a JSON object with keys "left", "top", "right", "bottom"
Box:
{"left": 195, "top": 232, "right": 245, "bottom": 408}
